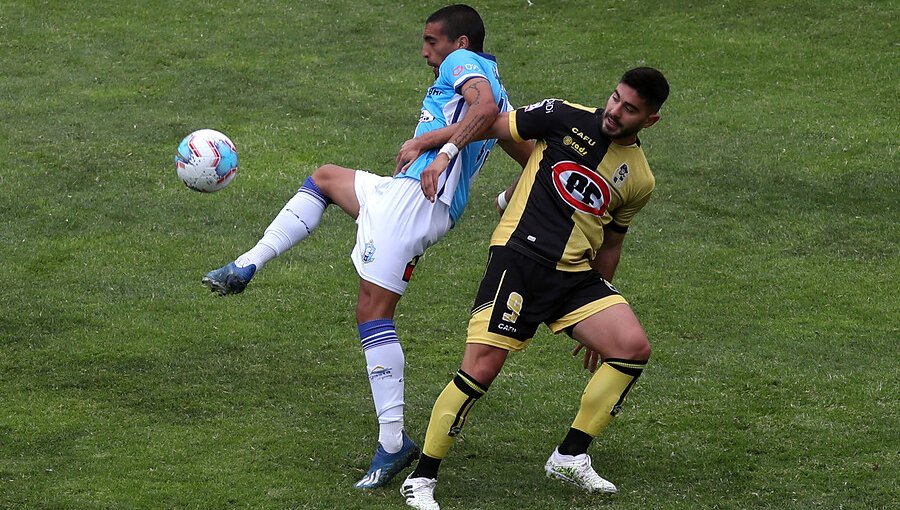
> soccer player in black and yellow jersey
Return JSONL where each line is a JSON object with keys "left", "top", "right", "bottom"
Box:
{"left": 402, "top": 67, "right": 670, "bottom": 509}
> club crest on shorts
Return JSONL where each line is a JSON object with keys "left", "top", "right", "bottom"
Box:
{"left": 363, "top": 240, "right": 376, "bottom": 264}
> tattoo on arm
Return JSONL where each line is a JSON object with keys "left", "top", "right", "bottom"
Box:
{"left": 449, "top": 81, "right": 491, "bottom": 148}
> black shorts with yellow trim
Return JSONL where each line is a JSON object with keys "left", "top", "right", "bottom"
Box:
{"left": 466, "top": 245, "right": 627, "bottom": 352}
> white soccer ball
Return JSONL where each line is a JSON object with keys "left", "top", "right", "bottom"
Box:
{"left": 175, "top": 129, "right": 238, "bottom": 192}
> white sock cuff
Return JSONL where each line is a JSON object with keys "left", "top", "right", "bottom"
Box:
{"left": 379, "top": 420, "right": 405, "bottom": 453}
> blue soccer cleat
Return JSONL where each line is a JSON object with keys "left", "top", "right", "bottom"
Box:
{"left": 354, "top": 432, "right": 421, "bottom": 489}
{"left": 201, "top": 262, "right": 256, "bottom": 296}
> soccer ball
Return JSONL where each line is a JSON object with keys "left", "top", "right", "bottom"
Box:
{"left": 175, "top": 129, "right": 238, "bottom": 192}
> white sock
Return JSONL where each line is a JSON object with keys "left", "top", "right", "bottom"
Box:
{"left": 358, "top": 319, "right": 405, "bottom": 453}
{"left": 234, "top": 177, "right": 331, "bottom": 270}
{"left": 379, "top": 421, "right": 405, "bottom": 454}
{"left": 234, "top": 243, "right": 277, "bottom": 270}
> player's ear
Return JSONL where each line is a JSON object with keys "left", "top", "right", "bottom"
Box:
{"left": 643, "top": 113, "right": 660, "bottom": 129}
{"left": 456, "top": 35, "right": 469, "bottom": 49}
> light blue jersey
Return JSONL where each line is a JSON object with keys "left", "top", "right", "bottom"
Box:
{"left": 401, "top": 49, "right": 510, "bottom": 223}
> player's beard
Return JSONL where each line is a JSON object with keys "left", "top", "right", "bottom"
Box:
{"left": 601, "top": 113, "right": 641, "bottom": 141}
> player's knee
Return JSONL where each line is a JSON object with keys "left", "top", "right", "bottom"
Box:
{"left": 355, "top": 286, "right": 400, "bottom": 324}
{"left": 460, "top": 345, "right": 508, "bottom": 388}
{"left": 355, "top": 296, "right": 382, "bottom": 324}
{"left": 621, "top": 327, "right": 651, "bottom": 361}
{"left": 461, "top": 363, "right": 502, "bottom": 389}
{"left": 311, "top": 164, "right": 339, "bottom": 188}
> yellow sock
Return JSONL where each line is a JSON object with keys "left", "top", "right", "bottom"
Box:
{"left": 571, "top": 359, "right": 646, "bottom": 437}
{"left": 422, "top": 370, "right": 487, "bottom": 459}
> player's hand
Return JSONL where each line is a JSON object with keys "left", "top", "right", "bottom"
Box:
{"left": 572, "top": 343, "right": 601, "bottom": 373}
{"left": 421, "top": 154, "right": 449, "bottom": 202}
{"left": 395, "top": 138, "right": 423, "bottom": 175}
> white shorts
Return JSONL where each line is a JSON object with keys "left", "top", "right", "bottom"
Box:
{"left": 351, "top": 171, "right": 453, "bottom": 295}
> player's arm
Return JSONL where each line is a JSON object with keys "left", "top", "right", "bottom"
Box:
{"left": 399, "top": 110, "right": 515, "bottom": 156}
{"left": 497, "top": 136, "right": 532, "bottom": 167}
{"left": 480, "top": 111, "right": 515, "bottom": 142}
{"left": 494, "top": 172, "right": 521, "bottom": 214}
{"left": 395, "top": 111, "right": 528, "bottom": 176}
{"left": 590, "top": 225, "right": 627, "bottom": 282}
{"left": 396, "top": 111, "right": 531, "bottom": 213}
{"left": 416, "top": 110, "right": 521, "bottom": 201}
{"left": 447, "top": 77, "right": 502, "bottom": 151}
{"left": 492, "top": 135, "right": 533, "bottom": 214}
{"left": 420, "top": 77, "right": 500, "bottom": 201}
{"left": 394, "top": 124, "right": 448, "bottom": 174}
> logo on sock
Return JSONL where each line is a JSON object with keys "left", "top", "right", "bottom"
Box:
{"left": 368, "top": 365, "right": 393, "bottom": 381}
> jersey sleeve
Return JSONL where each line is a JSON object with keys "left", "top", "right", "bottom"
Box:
{"left": 610, "top": 181, "right": 654, "bottom": 230}
{"left": 508, "top": 98, "right": 564, "bottom": 143}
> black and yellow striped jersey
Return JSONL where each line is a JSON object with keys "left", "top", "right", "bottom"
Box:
{"left": 494, "top": 99, "right": 655, "bottom": 271}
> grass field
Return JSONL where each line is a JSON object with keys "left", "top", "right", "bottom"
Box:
{"left": 2, "top": 1, "right": 898, "bottom": 508}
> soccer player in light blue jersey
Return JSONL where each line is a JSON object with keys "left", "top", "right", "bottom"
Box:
{"left": 399, "top": 39, "right": 509, "bottom": 220}
{"left": 202, "top": 4, "right": 532, "bottom": 490}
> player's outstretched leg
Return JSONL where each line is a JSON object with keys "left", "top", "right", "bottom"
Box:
{"left": 201, "top": 175, "right": 333, "bottom": 296}
{"left": 544, "top": 448, "right": 618, "bottom": 493}
{"left": 355, "top": 431, "right": 421, "bottom": 489}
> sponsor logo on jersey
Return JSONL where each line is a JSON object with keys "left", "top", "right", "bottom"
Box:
{"left": 551, "top": 161, "right": 611, "bottom": 217}
{"left": 452, "top": 63, "right": 482, "bottom": 76}
{"left": 418, "top": 109, "right": 435, "bottom": 123}
{"left": 562, "top": 135, "right": 589, "bottom": 157}
{"left": 524, "top": 98, "right": 557, "bottom": 113}
{"left": 571, "top": 127, "right": 597, "bottom": 146}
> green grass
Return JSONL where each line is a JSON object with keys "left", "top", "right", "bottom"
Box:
{"left": 2, "top": 0, "right": 898, "bottom": 508}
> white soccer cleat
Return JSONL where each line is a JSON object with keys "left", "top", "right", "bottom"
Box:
{"left": 544, "top": 449, "right": 618, "bottom": 494}
{"left": 400, "top": 475, "right": 440, "bottom": 510}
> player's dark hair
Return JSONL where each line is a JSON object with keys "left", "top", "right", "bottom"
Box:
{"left": 427, "top": 4, "right": 485, "bottom": 52}
{"left": 621, "top": 67, "right": 670, "bottom": 113}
